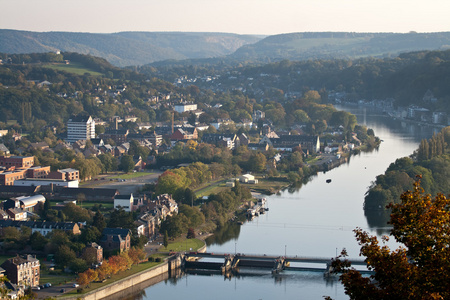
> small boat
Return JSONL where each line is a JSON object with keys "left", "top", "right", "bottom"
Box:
{"left": 326, "top": 179, "right": 332, "bottom": 183}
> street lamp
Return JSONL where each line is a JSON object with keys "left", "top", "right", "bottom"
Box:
{"left": 285, "top": 245, "right": 287, "bottom": 257}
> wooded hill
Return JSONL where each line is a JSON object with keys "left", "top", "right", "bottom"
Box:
{"left": 0, "top": 30, "right": 262, "bottom": 67}
{"left": 2, "top": 30, "right": 450, "bottom": 67}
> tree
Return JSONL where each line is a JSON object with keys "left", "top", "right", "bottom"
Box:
{"left": 55, "top": 245, "right": 77, "bottom": 270}
{"left": 93, "top": 211, "right": 106, "bottom": 233}
{"left": 163, "top": 230, "right": 169, "bottom": 249}
{"left": 30, "top": 231, "right": 48, "bottom": 251}
{"left": 187, "top": 228, "right": 196, "bottom": 239}
{"left": 332, "top": 178, "right": 450, "bottom": 299}
{"left": 119, "top": 155, "right": 135, "bottom": 173}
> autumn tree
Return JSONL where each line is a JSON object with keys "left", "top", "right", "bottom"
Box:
{"left": 96, "top": 261, "right": 111, "bottom": 281}
{"left": 128, "top": 247, "right": 146, "bottom": 265}
{"left": 331, "top": 178, "right": 450, "bottom": 299}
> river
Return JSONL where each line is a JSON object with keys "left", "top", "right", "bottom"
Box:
{"left": 130, "top": 106, "right": 440, "bottom": 300}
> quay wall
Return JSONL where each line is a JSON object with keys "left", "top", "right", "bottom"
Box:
{"left": 65, "top": 256, "right": 182, "bottom": 300}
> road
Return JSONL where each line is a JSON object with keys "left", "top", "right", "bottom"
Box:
{"left": 35, "top": 282, "right": 77, "bottom": 299}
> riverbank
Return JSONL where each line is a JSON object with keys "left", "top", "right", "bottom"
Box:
{"left": 61, "top": 240, "right": 207, "bottom": 300}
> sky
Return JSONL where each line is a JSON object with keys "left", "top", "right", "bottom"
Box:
{"left": 1, "top": 0, "right": 450, "bottom": 35}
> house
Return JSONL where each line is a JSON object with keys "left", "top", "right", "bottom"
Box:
{"left": 100, "top": 228, "right": 131, "bottom": 253}
{"left": 156, "top": 194, "right": 178, "bottom": 215}
{"left": 201, "top": 133, "right": 240, "bottom": 150}
{"left": 261, "top": 135, "right": 320, "bottom": 153}
{"left": 170, "top": 127, "right": 198, "bottom": 141}
{"left": 6, "top": 208, "right": 27, "bottom": 221}
{"left": 29, "top": 142, "right": 49, "bottom": 151}
{"left": 82, "top": 242, "right": 103, "bottom": 264}
{"left": 0, "top": 220, "right": 81, "bottom": 236}
{"left": 0, "top": 144, "right": 10, "bottom": 155}
{"left": 135, "top": 213, "right": 158, "bottom": 238}
{"left": 252, "top": 110, "right": 265, "bottom": 121}
{"left": 100, "top": 129, "right": 129, "bottom": 145}
{"left": 114, "top": 194, "right": 134, "bottom": 212}
{"left": 238, "top": 174, "right": 258, "bottom": 184}
{"left": 1, "top": 255, "right": 40, "bottom": 287}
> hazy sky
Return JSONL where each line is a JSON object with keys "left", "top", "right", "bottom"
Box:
{"left": 2, "top": 0, "right": 449, "bottom": 35}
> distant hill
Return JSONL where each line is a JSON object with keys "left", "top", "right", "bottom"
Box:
{"left": 0, "top": 30, "right": 263, "bottom": 67}
{"left": 230, "top": 32, "right": 450, "bottom": 61}
{"left": 3, "top": 30, "right": 450, "bottom": 68}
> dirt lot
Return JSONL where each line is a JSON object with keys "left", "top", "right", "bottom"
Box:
{"left": 82, "top": 170, "right": 162, "bottom": 194}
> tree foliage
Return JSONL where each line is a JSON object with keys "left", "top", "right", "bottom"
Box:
{"left": 332, "top": 179, "right": 450, "bottom": 299}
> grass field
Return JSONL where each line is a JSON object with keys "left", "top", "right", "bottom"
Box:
{"left": 109, "top": 171, "right": 154, "bottom": 180}
{"left": 158, "top": 238, "right": 205, "bottom": 253}
{"left": 40, "top": 273, "right": 77, "bottom": 287}
{"left": 42, "top": 62, "right": 103, "bottom": 76}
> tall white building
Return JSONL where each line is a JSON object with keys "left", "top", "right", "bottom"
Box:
{"left": 66, "top": 115, "right": 95, "bottom": 143}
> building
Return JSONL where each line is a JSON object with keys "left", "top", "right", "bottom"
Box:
{"left": 260, "top": 135, "right": 320, "bottom": 154}
{"left": 100, "top": 228, "right": 131, "bottom": 253}
{"left": 14, "top": 178, "right": 79, "bottom": 188}
{"left": 99, "top": 129, "right": 129, "bottom": 145}
{"left": 239, "top": 174, "right": 258, "bottom": 184}
{"left": 170, "top": 127, "right": 198, "bottom": 141}
{"left": 0, "top": 220, "right": 80, "bottom": 236}
{"left": 1, "top": 255, "right": 40, "bottom": 287}
{"left": 0, "top": 170, "right": 27, "bottom": 185}
{"left": 0, "top": 144, "right": 10, "bottom": 155}
{"left": 48, "top": 168, "right": 79, "bottom": 181}
{"left": 66, "top": 115, "right": 95, "bottom": 143}
{"left": 3, "top": 195, "right": 46, "bottom": 212}
{"left": 82, "top": 242, "right": 103, "bottom": 265}
{"left": 174, "top": 102, "right": 197, "bottom": 113}
{"left": 114, "top": 194, "right": 134, "bottom": 212}
{"left": 26, "top": 166, "right": 51, "bottom": 179}
{"left": 0, "top": 156, "right": 34, "bottom": 169}
{"left": 201, "top": 133, "right": 240, "bottom": 150}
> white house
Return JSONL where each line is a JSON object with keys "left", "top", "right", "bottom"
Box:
{"left": 114, "top": 194, "right": 134, "bottom": 212}
{"left": 239, "top": 174, "right": 255, "bottom": 183}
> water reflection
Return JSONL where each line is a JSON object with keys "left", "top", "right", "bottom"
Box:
{"left": 364, "top": 209, "right": 392, "bottom": 235}
{"left": 205, "top": 222, "right": 241, "bottom": 246}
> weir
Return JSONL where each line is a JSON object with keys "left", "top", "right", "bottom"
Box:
{"left": 183, "top": 252, "right": 368, "bottom": 276}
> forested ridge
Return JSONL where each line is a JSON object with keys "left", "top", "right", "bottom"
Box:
{"left": 364, "top": 127, "right": 450, "bottom": 210}
{"left": 144, "top": 50, "right": 450, "bottom": 113}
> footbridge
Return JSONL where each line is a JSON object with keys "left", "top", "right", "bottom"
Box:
{"left": 183, "top": 252, "right": 368, "bottom": 276}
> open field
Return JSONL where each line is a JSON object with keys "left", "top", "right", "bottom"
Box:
{"left": 41, "top": 62, "right": 103, "bottom": 76}
{"left": 158, "top": 238, "right": 205, "bottom": 253}
{"left": 109, "top": 171, "right": 155, "bottom": 180}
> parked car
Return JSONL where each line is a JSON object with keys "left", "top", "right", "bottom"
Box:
{"left": 60, "top": 288, "right": 65, "bottom": 293}
{"left": 73, "top": 283, "right": 79, "bottom": 288}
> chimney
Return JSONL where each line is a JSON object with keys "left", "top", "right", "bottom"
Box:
{"left": 171, "top": 111, "right": 174, "bottom": 133}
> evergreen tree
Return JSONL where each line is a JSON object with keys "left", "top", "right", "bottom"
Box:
{"left": 93, "top": 211, "right": 106, "bottom": 233}
{"left": 163, "top": 230, "right": 169, "bottom": 249}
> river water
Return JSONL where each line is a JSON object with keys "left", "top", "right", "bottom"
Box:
{"left": 132, "top": 106, "right": 440, "bottom": 300}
